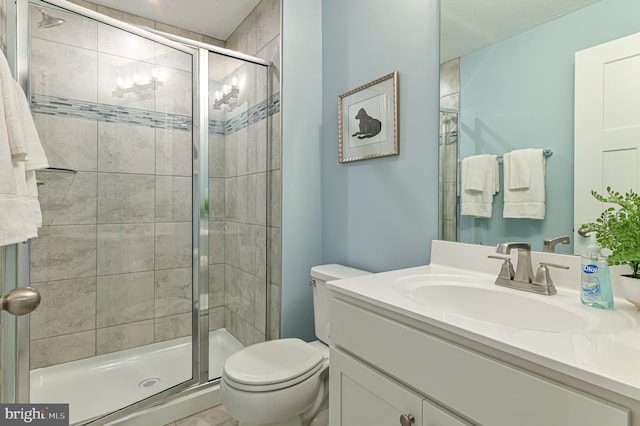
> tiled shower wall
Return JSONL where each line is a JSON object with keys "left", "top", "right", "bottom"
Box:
{"left": 76, "top": 0, "right": 283, "bottom": 346}
{"left": 28, "top": 6, "right": 195, "bottom": 368}
{"left": 216, "top": 0, "right": 281, "bottom": 345}
{"left": 439, "top": 58, "right": 459, "bottom": 241}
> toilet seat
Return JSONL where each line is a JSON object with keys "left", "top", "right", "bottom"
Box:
{"left": 223, "top": 338, "right": 325, "bottom": 392}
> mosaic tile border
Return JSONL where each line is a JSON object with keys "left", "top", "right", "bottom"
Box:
{"left": 31, "top": 92, "right": 280, "bottom": 136}
{"left": 220, "top": 93, "right": 280, "bottom": 135}
{"left": 31, "top": 94, "right": 192, "bottom": 132}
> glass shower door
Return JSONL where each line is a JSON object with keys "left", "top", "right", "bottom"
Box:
{"left": 24, "top": 3, "right": 198, "bottom": 423}
{"left": 439, "top": 110, "right": 459, "bottom": 242}
{"left": 207, "top": 51, "right": 270, "bottom": 380}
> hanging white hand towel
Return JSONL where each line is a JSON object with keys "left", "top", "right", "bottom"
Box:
{"left": 0, "top": 84, "right": 33, "bottom": 246}
{"left": 0, "top": 51, "right": 27, "bottom": 161}
{"left": 15, "top": 80, "right": 48, "bottom": 171}
{"left": 503, "top": 149, "right": 545, "bottom": 219}
{"left": 460, "top": 154, "right": 499, "bottom": 218}
{"left": 14, "top": 80, "right": 48, "bottom": 227}
{"left": 0, "top": 51, "right": 48, "bottom": 246}
{"left": 0, "top": 104, "right": 25, "bottom": 246}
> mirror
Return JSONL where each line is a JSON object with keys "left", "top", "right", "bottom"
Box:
{"left": 440, "top": 0, "right": 640, "bottom": 253}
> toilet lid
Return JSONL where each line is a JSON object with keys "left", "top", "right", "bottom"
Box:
{"left": 223, "top": 338, "right": 324, "bottom": 386}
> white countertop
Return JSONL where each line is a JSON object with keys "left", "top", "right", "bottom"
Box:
{"left": 326, "top": 240, "right": 640, "bottom": 401}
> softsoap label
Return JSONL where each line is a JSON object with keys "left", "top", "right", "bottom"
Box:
{"left": 0, "top": 404, "right": 68, "bottom": 425}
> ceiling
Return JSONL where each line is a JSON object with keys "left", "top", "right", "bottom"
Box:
{"left": 87, "top": 0, "right": 261, "bottom": 41}
{"left": 86, "top": 0, "right": 601, "bottom": 59}
{"left": 441, "top": 0, "right": 602, "bottom": 62}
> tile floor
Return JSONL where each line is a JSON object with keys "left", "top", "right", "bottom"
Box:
{"left": 166, "top": 405, "right": 238, "bottom": 426}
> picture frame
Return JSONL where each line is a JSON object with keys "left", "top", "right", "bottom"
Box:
{"left": 338, "top": 71, "right": 399, "bottom": 163}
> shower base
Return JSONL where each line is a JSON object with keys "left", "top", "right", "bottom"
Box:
{"left": 30, "top": 328, "right": 243, "bottom": 425}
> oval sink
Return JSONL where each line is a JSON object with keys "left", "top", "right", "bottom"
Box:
{"left": 393, "top": 274, "right": 634, "bottom": 334}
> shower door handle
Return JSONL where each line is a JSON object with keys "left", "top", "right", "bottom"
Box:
{"left": 0, "top": 287, "right": 41, "bottom": 316}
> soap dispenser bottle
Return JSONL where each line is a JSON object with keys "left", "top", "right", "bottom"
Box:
{"left": 581, "top": 240, "right": 614, "bottom": 309}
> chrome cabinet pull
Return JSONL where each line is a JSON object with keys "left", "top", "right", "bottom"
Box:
{"left": 400, "top": 414, "right": 415, "bottom": 426}
{"left": 1, "top": 287, "right": 41, "bottom": 315}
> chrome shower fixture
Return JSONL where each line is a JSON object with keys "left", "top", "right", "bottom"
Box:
{"left": 38, "top": 9, "right": 65, "bottom": 29}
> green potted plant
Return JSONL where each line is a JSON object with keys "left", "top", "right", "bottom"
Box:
{"left": 581, "top": 186, "right": 640, "bottom": 308}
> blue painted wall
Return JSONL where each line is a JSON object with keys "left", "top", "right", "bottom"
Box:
{"left": 281, "top": 0, "right": 323, "bottom": 340}
{"left": 281, "top": 0, "right": 440, "bottom": 340}
{"left": 321, "top": 0, "right": 440, "bottom": 273}
{"left": 458, "top": 0, "right": 640, "bottom": 251}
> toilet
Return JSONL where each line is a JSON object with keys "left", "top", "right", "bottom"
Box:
{"left": 220, "top": 264, "right": 370, "bottom": 426}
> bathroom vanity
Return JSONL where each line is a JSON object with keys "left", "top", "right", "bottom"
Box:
{"left": 327, "top": 241, "right": 640, "bottom": 425}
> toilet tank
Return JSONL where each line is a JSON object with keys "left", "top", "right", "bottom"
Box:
{"left": 310, "top": 264, "right": 371, "bottom": 343}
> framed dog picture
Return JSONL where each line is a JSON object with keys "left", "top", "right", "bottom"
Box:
{"left": 338, "top": 71, "right": 399, "bottom": 163}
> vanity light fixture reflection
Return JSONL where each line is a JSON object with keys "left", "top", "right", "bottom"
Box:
{"left": 213, "top": 77, "right": 239, "bottom": 110}
{"left": 112, "top": 68, "right": 162, "bottom": 98}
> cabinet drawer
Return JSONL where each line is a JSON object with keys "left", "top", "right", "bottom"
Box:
{"left": 330, "top": 298, "right": 629, "bottom": 426}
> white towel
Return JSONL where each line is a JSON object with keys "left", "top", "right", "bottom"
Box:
{"left": 14, "top": 80, "right": 47, "bottom": 228}
{"left": 0, "top": 51, "right": 48, "bottom": 246}
{"left": 460, "top": 154, "right": 499, "bottom": 218}
{"left": 503, "top": 149, "right": 545, "bottom": 219}
{"left": 0, "top": 61, "right": 24, "bottom": 245}
{"left": 15, "top": 80, "right": 48, "bottom": 171}
{"left": 464, "top": 154, "right": 489, "bottom": 191}
{"left": 0, "top": 138, "right": 36, "bottom": 245}
{"left": 13, "top": 161, "right": 38, "bottom": 239}
{"left": 0, "top": 52, "right": 27, "bottom": 161}
{"left": 508, "top": 148, "right": 539, "bottom": 190}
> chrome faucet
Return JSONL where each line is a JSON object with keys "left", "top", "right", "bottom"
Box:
{"left": 495, "top": 242, "right": 534, "bottom": 283}
{"left": 489, "top": 242, "right": 568, "bottom": 296}
{"left": 543, "top": 235, "right": 570, "bottom": 252}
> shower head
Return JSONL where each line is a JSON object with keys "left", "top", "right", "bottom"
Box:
{"left": 38, "top": 9, "right": 65, "bottom": 29}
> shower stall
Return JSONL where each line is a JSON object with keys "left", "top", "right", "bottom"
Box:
{"left": 1, "top": 0, "right": 275, "bottom": 424}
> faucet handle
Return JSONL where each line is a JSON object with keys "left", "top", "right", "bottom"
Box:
{"left": 540, "top": 262, "right": 570, "bottom": 270}
{"left": 532, "top": 262, "right": 569, "bottom": 293}
{"left": 488, "top": 255, "right": 515, "bottom": 280}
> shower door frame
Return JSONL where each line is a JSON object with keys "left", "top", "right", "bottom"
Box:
{"left": 142, "top": 30, "right": 275, "bottom": 357}
{"left": 11, "top": 0, "right": 209, "bottom": 423}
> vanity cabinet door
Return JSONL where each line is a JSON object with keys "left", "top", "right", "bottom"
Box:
{"left": 330, "top": 348, "right": 424, "bottom": 426}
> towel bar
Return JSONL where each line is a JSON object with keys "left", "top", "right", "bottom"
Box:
{"left": 496, "top": 149, "right": 553, "bottom": 161}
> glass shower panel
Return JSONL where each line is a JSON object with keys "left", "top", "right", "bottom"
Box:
{"left": 439, "top": 110, "right": 458, "bottom": 242}
{"left": 26, "top": 5, "right": 194, "bottom": 423}
{"left": 207, "top": 51, "right": 269, "bottom": 380}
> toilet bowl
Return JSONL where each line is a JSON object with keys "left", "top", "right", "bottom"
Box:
{"left": 220, "top": 264, "right": 370, "bottom": 426}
